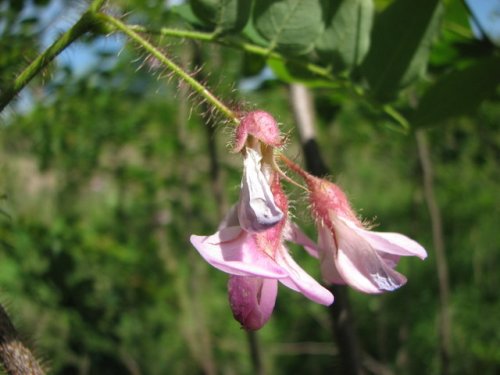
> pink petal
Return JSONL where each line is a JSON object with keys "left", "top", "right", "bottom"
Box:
{"left": 342, "top": 218, "right": 427, "bottom": 260}
{"left": 332, "top": 216, "right": 407, "bottom": 294}
{"left": 284, "top": 222, "right": 319, "bottom": 258}
{"left": 274, "top": 245, "right": 334, "bottom": 305}
{"left": 317, "top": 225, "right": 346, "bottom": 285}
{"left": 190, "top": 227, "right": 287, "bottom": 278}
{"left": 228, "top": 276, "right": 278, "bottom": 330}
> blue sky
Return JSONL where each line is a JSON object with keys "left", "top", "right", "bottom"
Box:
{"left": 466, "top": 0, "right": 500, "bottom": 45}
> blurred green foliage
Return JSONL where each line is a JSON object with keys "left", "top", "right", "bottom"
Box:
{"left": 0, "top": 0, "right": 499, "bottom": 374}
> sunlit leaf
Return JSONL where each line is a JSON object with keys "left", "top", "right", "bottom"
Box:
{"left": 170, "top": 4, "right": 206, "bottom": 27}
{"left": 267, "top": 58, "right": 338, "bottom": 88}
{"left": 411, "top": 57, "right": 500, "bottom": 127}
{"left": 253, "top": 0, "right": 324, "bottom": 55}
{"left": 361, "top": 0, "right": 444, "bottom": 101}
{"left": 315, "top": 0, "right": 374, "bottom": 70}
{"left": 190, "top": 0, "right": 252, "bottom": 33}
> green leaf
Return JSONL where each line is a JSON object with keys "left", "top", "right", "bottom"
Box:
{"left": 429, "top": 1, "right": 476, "bottom": 68}
{"left": 315, "top": 0, "right": 374, "bottom": 70}
{"left": 411, "top": 57, "right": 500, "bottom": 127}
{"left": 267, "top": 58, "right": 338, "bottom": 88}
{"left": 190, "top": 0, "right": 252, "bottom": 33}
{"left": 253, "top": 0, "right": 324, "bottom": 55}
{"left": 170, "top": 4, "right": 206, "bottom": 27}
{"left": 361, "top": 0, "right": 444, "bottom": 101}
{"left": 241, "top": 16, "right": 270, "bottom": 47}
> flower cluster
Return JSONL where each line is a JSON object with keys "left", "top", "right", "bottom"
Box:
{"left": 190, "top": 111, "right": 427, "bottom": 330}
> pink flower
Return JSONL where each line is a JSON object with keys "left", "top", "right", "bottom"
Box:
{"left": 190, "top": 174, "right": 333, "bottom": 330}
{"left": 301, "top": 172, "right": 427, "bottom": 294}
{"left": 191, "top": 111, "right": 333, "bottom": 329}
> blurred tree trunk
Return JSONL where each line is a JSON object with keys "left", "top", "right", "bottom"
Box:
{"left": 289, "top": 83, "right": 364, "bottom": 375}
{"left": 415, "top": 130, "right": 451, "bottom": 375}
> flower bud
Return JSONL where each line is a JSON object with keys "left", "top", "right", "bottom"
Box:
{"left": 228, "top": 276, "right": 278, "bottom": 331}
{"left": 234, "top": 111, "right": 282, "bottom": 152}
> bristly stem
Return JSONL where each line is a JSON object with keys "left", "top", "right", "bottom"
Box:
{"left": 274, "top": 153, "right": 309, "bottom": 191}
{"left": 97, "top": 14, "right": 239, "bottom": 125}
{"left": 128, "top": 25, "right": 334, "bottom": 81}
{"left": 0, "top": 0, "right": 106, "bottom": 113}
{"left": 279, "top": 153, "right": 310, "bottom": 181}
{"left": 0, "top": 3, "right": 410, "bottom": 132}
{"left": 126, "top": 25, "right": 410, "bottom": 131}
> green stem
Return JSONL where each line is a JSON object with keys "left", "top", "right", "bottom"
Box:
{"left": 128, "top": 25, "right": 334, "bottom": 80}
{"left": 126, "top": 25, "right": 410, "bottom": 130}
{"left": 98, "top": 14, "right": 239, "bottom": 124}
{"left": 89, "top": 0, "right": 106, "bottom": 12}
{"left": 0, "top": 0, "right": 106, "bottom": 113}
{"left": 383, "top": 104, "right": 410, "bottom": 131}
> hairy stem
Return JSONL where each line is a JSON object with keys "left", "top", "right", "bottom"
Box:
{"left": 128, "top": 25, "right": 333, "bottom": 80}
{"left": 0, "top": 0, "right": 106, "bottom": 113}
{"left": 97, "top": 14, "right": 239, "bottom": 125}
{"left": 126, "top": 25, "right": 409, "bottom": 130}
{"left": 0, "top": 304, "right": 45, "bottom": 375}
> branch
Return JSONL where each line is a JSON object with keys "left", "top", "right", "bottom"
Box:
{"left": 0, "top": 304, "right": 45, "bottom": 375}
{"left": 97, "top": 14, "right": 239, "bottom": 125}
{"left": 0, "top": 0, "right": 107, "bottom": 113}
{"left": 128, "top": 25, "right": 334, "bottom": 80}
{"left": 125, "top": 25, "right": 410, "bottom": 131}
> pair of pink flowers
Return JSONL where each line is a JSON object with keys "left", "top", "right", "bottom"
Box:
{"left": 190, "top": 111, "right": 427, "bottom": 330}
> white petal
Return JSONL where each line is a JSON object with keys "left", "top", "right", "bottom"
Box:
{"left": 238, "top": 147, "right": 283, "bottom": 232}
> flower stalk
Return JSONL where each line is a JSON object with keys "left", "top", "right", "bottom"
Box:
{"left": 96, "top": 13, "right": 239, "bottom": 125}
{"left": 126, "top": 24, "right": 410, "bottom": 130}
